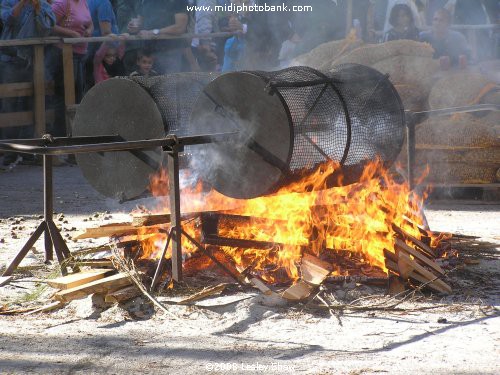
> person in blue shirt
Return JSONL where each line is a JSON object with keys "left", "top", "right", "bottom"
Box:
{"left": 88, "top": 0, "right": 118, "bottom": 37}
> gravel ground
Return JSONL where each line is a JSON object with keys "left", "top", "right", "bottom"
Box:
{"left": 0, "top": 164, "right": 499, "bottom": 375}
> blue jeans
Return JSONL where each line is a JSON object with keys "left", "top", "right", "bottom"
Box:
{"left": 44, "top": 46, "right": 86, "bottom": 136}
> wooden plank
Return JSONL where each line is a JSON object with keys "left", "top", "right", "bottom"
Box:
{"left": 301, "top": 253, "right": 331, "bottom": 286}
{"left": 53, "top": 273, "right": 132, "bottom": 303}
{"left": 104, "top": 285, "right": 141, "bottom": 303}
{"left": 394, "top": 238, "right": 445, "bottom": 276}
{"left": 0, "top": 82, "right": 33, "bottom": 98}
{"left": 33, "top": 45, "right": 46, "bottom": 136}
{"left": 398, "top": 253, "right": 451, "bottom": 294}
{"left": 0, "top": 81, "right": 54, "bottom": 98}
{"left": 47, "top": 269, "right": 114, "bottom": 290}
{"left": 73, "top": 222, "right": 136, "bottom": 240}
{"left": 392, "top": 224, "right": 436, "bottom": 257}
{"left": 282, "top": 280, "right": 314, "bottom": 301}
{"left": 132, "top": 212, "right": 202, "bottom": 227}
{"left": 0, "top": 110, "right": 55, "bottom": 129}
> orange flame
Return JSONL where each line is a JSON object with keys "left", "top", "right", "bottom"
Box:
{"left": 138, "top": 159, "right": 436, "bottom": 283}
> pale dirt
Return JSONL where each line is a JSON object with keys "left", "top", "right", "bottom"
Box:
{"left": 0, "top": 164, "right": 499, "bottom": 375}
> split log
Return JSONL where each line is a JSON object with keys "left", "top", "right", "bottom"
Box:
{"left": 104, "top": 285, "right": 141, "bottom": 304}
{"left": 282, "top": 280, "right": 314, "bottom": 301}
{"left": 53, "top": 273, "right": 132, "bottom": 303}
{"left": 301, "top": 254, "right": 331, "bottom": 285}
{"left": 47, "top": 269, "right": 114, "bottom": 290}
{"left": 392, "top": 224, "right": 436, "bottom": 257}
{"left": 394, "top": 238, "right": 445, "bottom": 276}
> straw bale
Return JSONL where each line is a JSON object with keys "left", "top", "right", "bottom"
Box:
{"left": 418, "top": 163, "right": 498, "bottom": 184}
{"left": 428, "top": 72, "right": 495, "bottom": 109}
{"left": 374, "top": 56, "right": 439, "bottom": 102}
{"left": 416, "top": 115, "right": 498, "bottom": 147}
{"left": 331, "top": 40, "right": 434, "bottom": 69}
{"left": 292, "top": 38, "right": 364, "bottom": 70}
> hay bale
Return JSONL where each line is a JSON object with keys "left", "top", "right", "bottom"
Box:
{"left": 416, "top": 114, "right": 499, "bottom": 148}
{"left": 417, "top": 163, "right": 498, "bottom": 184}
{"left": 428, "top": 72, "right": 495, "bottom": 109}
{"left": 292, "top": 38, "right": 364, "bottom": 70}
{"left": 416, "top": 148, "right": 500, "bottom": 165}
{"left": 330, "top": 40, "right": 434, "bottom": 69}
{"left": 374, "top": 56, "right": 439, "bottom": 103}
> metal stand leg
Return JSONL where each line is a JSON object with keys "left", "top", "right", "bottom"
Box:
{"left": 407, "top": 123, "right": 416, "bottom": 190}
{"left": 167, "top": 145, "right": 183, "bottom": 282}
{"left": 44, "top": 154, "right": 54, "bottom": 262}
{"left": 2, "top": 154, "right": 71, "bottom": 277}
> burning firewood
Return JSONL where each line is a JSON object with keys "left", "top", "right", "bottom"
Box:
{"left": 392, "top": 224, "right": 437, "bottom": 258}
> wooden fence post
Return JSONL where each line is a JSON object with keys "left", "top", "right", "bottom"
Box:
{"left": 33, "top": 45, "right": 45, "bottom": 136}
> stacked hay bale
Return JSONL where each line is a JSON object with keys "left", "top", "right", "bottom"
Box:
{"left": 330, "top": 40, "right": 439, "bottom": 112}
{"left": 291, "top": 33, "right": 363, "bottom": 71}
{"left": 413, "top": 114, "right": 499, "bottom": 184}
{"left": 294, "top": 38, "right": 499, "bottom": 185}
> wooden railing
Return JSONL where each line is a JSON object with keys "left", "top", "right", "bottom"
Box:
{"left": 0, "top": 32, "right": 235, "bottom": 136}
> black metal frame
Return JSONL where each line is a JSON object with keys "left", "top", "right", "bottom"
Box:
{"left": 0, "top": 132, "right": 237, "bottom": 279}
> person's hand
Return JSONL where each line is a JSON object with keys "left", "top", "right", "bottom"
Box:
{"left": 138, "top": 29, "right": 153, "bottom": 37}
{"left": 83, "top": 27, "right": 92, "bottom": 37}
{"left": 67, "top": 30, "right": 80, "bottom": 38}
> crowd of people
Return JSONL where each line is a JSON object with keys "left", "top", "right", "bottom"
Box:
{"left": 0, "top": 0, "right": 499, "bottom": 165}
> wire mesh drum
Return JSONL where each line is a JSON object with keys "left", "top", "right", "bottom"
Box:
{"left": 189, "top": 64, "right": 405, "bottom": 199}
{"left": 73, "top": 73, "right": 218, "bottom": 200}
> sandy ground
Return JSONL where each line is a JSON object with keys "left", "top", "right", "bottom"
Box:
{"left": 0, "top": 164, "right": 499, "bottom": 375}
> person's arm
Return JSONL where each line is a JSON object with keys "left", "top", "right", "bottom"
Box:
{"left": 196, "top": 0, "right": 216, "bottom": 46}
{"left": 97, "top": 2, "right": 115, "bottom": 36}
{"left": 93, "top": 42, "right": 108, "bottom": 65}
{"left": 140, "top": 12, "right": 188, "bottom": 36}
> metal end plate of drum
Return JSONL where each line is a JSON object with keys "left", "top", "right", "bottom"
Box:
{"left": 189, "top": 72, "right": 293, "bottom": 199}
{"left": 72, "top": 78, "right": 165, "bottom": 201}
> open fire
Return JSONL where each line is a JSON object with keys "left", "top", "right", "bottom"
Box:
{"left": 132, "top": 160, "right": 445, "bottom": 286}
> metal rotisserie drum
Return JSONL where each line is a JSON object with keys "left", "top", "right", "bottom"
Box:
{"left": 73, "top": 73, "right": 218, "bottom": 200}
{"left": 189, "top": 64, "right": 405, "bottom": 199}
